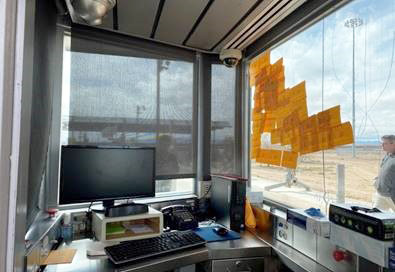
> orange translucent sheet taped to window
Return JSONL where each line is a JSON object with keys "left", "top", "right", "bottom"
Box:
{"left": 249, "top": 50, "right": 271, "bottom": 87}
{"left": 300, "top": 115, "right": 318, "bottom": 135}
{"left": 332, "top": 122, "right": 354, "bottom": 146}
{"left": 300, "top": 131, "right": 320, "bottom": 155}
{"left": 262, "top": 91, "right": 277, "bottom": 111}
{"left": 318, "top": 128, "right": 334, "bottom": 150}
{"left": 281, "top": 151, "right": 298, "bottom": 169}
{"left": 262, "top": 112, "right": 276, "bottom": 132}
{"left": 291, "top": 128, "right": 302, "bottom": 152}
{"left": 317, "top": 105, "right": 341, "bottom": 129}
{"left": 252, "top": 112, "right": 263, "bottom": 121}
{"left": 250, "top": 50, "right": 354, "bottom": 169}
{"left": 271, "top": 128, "right": 281, "bottom": 144}
{"left": 280, "top": 128, "right": 293, "bottom": 146}
{"left": 282, "top": 111, "right": 300, "bottom": 131}
{"left": 257, "top": 149, "right": 282, "bottom": 166}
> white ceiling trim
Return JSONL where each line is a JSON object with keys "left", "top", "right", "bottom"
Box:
{"left": 222, "top": 0, "right": 281, "bottom": 49}
{"left": 223, "top": 0, "right": 306, "bottom": 50}
{"left": 236, "top": 0, "right": 306, "bottom": 50}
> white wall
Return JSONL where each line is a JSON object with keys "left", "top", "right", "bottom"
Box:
{"left": 0, "top": 1, "right": 18, "bottom": 271}
{"left": 0, "top": 0, "right": 36, "bottom": 271}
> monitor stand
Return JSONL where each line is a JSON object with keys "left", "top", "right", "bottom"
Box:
{"left": 103, "top": 200, "right": 116, "bottom": 209}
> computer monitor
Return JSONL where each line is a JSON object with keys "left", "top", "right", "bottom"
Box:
{"left": 59, "top": 146, "right": 155, "bottom": 207}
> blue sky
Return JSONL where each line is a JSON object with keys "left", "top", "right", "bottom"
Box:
{"left": 270, "top": 0, "right": 395, "bottom": 142}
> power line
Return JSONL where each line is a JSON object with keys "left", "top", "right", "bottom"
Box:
{"left": 321, "top": 19, "right": 328, "bottom": 211}
{"left": 330, "top": 20, "right": 380, "bottom": 141}
{"left": 358, "top": 19, "right": 368, "bottom": 137}
{"left": 366, "top": 31, "right": 395, "bottom": 113}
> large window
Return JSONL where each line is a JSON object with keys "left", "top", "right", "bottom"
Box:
{"left": 250, "top": 0, "right": 394, "bottom": 211}
{"left": 61, "top": 35, "right": 195, "bottom": 197}
{"left": 211, "top": 64, "right": 236, "bottom": 175}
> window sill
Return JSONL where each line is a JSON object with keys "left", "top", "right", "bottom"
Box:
{"left": 57, "top": 193, "right": 197, "bottom": 210}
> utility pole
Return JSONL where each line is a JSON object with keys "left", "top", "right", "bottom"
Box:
{"left": 345, "top": 18, "right": 363, "bottom": 158}
{"left": 136, "top": 105, "right": 145, "bottom": 141}
{"left": 156, "top": 60, "right": 170, "bottom": 141}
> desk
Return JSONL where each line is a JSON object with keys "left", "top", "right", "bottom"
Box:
{"left": 44, "top": 231, "right": 271, "bottom": 272}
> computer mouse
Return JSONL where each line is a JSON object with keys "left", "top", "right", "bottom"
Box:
{"left": 213, "top": 227, "right": 228, "bottom": 236}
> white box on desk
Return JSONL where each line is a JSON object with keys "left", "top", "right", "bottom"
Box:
{"left": 92, "top": 207, "right": 163, "bottom": 242}
{"left": 288, "top": 209, "right": 330, "bottom": 238}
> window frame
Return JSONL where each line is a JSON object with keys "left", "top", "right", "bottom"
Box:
{"left": 210, "top": 62, "right": 240, "bottom": 176}
{"left": 244, "top": 0, "right": 354, "bottom": 200}
{"left": 46, "top": 26, "right": 200, "bottom": 209}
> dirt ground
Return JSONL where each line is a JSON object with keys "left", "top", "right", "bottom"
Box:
{"left": 251, "top": 146, "right": 384, "bottom": 206}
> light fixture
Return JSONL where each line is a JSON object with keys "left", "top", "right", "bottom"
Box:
{"left": 71, "top": 0, "right": 116, "bottom": 26}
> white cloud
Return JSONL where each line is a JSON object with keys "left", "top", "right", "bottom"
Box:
{"left": 267, "top": 0, "right": 395, "bottom": 139}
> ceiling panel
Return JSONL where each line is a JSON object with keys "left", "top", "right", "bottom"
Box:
{"left": 117, "top": 0, "right": 159, "bottom": 38}
{"left": 155, "top": 0, "right": 209, "bottom": 44}
{"left": 186, "top": 0, "right": 257, "bottom": 50}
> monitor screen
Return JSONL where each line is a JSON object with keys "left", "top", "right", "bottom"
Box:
{"left": 59, "top": 146, "right": 155, "bottom": 205}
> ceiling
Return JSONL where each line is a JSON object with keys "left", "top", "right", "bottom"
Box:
{"left": 67, "top": 0, "right": 307, "bottom": 53}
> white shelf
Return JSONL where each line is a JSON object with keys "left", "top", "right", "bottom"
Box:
{"left": 92, "top": 207, "right": 163, "bottom": 242}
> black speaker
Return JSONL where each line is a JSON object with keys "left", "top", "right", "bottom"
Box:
{"left": 104, "top": 203, "right": 148, "bottom": 217}
{"left": 210, "top": 175, "right": 247, "bottom": 232}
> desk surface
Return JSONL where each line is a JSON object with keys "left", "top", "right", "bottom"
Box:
{"left": 44, "top": 230, "right": 271, "bottom": 272}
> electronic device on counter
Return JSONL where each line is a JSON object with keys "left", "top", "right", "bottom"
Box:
{"left": 105, "top": 203, "right": 148, "bottom": 217}
{"left": 330, "top": 222, "right": 393, "bottom": 268}
{"left": 210, "top": 174, "right": 247, "bottom": 232}
{"left": 329, "top": 203, "right": 395, "bottom": 241}
{"left": 59, "top": 146, "right": 155, "bottom": 216}
{"left": 287, "top": 208, "right": 330, "bottom": 238}
{"left": 161, "top": 205, "right": 198, "bottom": 231}
{"left": 287, "top": 209, "right": 322, "bottom": 260}
{"left": 213, "top": 227, "right": 228, "bottom": 236}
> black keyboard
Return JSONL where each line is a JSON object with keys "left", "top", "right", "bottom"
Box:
{"left": 104, "top": 230, "right": 206, "bottom": 265}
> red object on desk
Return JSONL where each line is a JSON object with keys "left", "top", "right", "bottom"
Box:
{"left": 333, "top": 250, "right": 346, "bottom": 262}
{"left": 47, "top": 208, "right": 58, "bottom": 217}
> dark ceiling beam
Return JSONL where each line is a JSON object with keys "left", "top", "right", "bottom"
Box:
{"left": 182, "top": 0, "right": 215, "bottom": 46}
{"left": 245, "top": 0, "right": 351, "bottom": 59}
{"left": 112, "top": 3, "right": 119, "bottom": 30}
{"left": 150, "top": 0, "right": 166, "bottom": 38}
{"left": 210, "top": 0, "right": 263, "bottom": 51}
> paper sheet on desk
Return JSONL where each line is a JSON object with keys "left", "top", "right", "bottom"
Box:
{"left": 122, "top": 222, "right": 153, "bottom": 234}
{"left": 43, "top": 249, "right": 77, "bottom": 265}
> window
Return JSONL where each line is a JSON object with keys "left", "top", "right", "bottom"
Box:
{"left": 61, "top": 35, "right": 195, "bottom": 198}
{"left": 211, "top": 64, "right": 236, "bottom": 175}
{"left": 250, "top": 0, "right": 394, "bottom": 211}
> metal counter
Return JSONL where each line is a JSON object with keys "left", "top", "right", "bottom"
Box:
{"left": 44, "top": 230, "right": 271, "bottom": 272}
{"left": 206, "top": 230, "right": 271, "bottom": 260}
{"left": 253, "top": 230, "right": 332, "bottom": 272}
